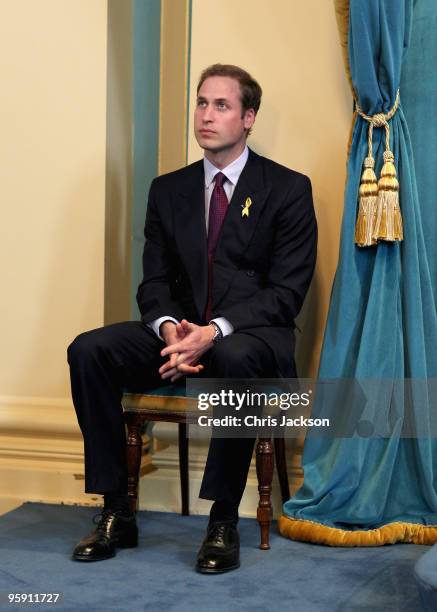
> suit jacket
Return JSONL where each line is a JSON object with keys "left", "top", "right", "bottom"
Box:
{"left": 136, "top": 148, "right": 317, "bottom": 377}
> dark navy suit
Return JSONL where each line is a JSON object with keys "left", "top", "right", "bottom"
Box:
{"left": 68, "top": 148, "right": 317, "bottom": 505}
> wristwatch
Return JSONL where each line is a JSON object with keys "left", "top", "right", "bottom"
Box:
{"left": 208, "top": 320, "right": 223, "bottom": 344}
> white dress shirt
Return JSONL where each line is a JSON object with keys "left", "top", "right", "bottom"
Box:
{"left": 149, "top": 145, "right": 249, "bottom": 339}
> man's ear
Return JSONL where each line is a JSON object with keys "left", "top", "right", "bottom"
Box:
{"left": 243, "top": 108, "right": 256, "bottom": 131}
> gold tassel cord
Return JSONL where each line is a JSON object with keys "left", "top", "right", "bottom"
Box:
{"left": 354, "top": 90, "right": 403, "bottom": 246}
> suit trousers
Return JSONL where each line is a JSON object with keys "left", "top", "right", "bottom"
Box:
{"left": 67, "top": 321, "right": 276, "bottom": 507}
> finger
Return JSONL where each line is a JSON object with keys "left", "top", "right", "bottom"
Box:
{"left": 175, "top": 322, "right": 186, "bottom": 337}
{"left": 170, "top": 371, "right": 185, "bottom": 382}
{"left": 181, "top": 319, "right": 195, "bottom": 332}
{"left": 177, "top": 362, "right": 204, "bottom": 373}
{"left": 161, "top": 343, "right": 184, "bottom": 356}
{"left": 161, "top": 340, "right": 194, "bottom": 356}
{"left": 161, "top": 363, "right": 202, "bottom": 379}
{"left": 172, "top": 365, "right": 204, "bottom": 382}
{"left": 159, "top": 360, "right": 176, "bottom": 375}
{"left": 175, "top": 350, "right": 195, "bottom": 366}
{"left": 164, "top": 361, "right": 203, "bottom": 381}
{"left": 161, "top": 366, "right": 179, "bottom": 379}
{"left": 158, "top": 353, "right": 179, "bottom": 374}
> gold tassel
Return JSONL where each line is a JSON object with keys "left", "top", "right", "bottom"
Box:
{"left": 372, "top": 150, "right": 403, "bottom": 242}
{"left": 354, "top": 90, "right": 403, "bottom": 247}
{"left": 355, "top": 156, "right": 378, "bottom": 247}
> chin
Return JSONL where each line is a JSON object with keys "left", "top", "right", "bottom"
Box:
{"left": 196, "top": 135, "right": 216, "bottom": 147}
{"left": 198, "top": 141, "right": 221, "bottom": 153}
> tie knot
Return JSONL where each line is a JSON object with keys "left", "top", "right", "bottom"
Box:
{"left": 214, "top": 172, "right": 226, "bottom": 188}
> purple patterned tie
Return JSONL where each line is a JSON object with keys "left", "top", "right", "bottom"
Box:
{"left": 205, "top": 172, "right": 229, "bottom": 322}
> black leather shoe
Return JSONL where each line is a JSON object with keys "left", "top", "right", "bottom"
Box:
{"left": 72, "top": 509, "right": 138, "bottom": 562}
{"left": 196, "top": 521, "right": 240, "bottom": 574}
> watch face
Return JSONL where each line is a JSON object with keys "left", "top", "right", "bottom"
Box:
{"left": 210, "top": 323, "right": 220, "bottom": 342}
{"left": 210, "top": 322, "right": 222, "bottom": 342}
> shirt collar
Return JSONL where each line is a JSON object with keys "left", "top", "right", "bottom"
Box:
{"left": 203, "top": 146, "right": 249, "bottom": 189}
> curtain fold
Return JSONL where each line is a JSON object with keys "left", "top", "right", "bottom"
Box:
{"left": 280, "top": 0, "right": 437, "bottom": 546}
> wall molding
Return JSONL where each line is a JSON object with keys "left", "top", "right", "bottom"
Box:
{"left": 0, "top": 398, "right": 303, "bottom": 518}
{"left": 0, "top": 395, "right": 86, "bottom": 502}
{"left": 0, "top": 395, "right": 79, "bottom": 437}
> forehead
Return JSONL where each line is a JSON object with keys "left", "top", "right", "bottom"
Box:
{"left": 197, "top": 76, "right": 242, "bottom": 101}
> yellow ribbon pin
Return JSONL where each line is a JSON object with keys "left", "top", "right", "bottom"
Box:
{"left": 241, "top": 197, "right": 252, "bottom": 218}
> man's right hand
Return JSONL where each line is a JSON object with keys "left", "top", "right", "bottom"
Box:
{"left": 159, "top": 321, "right": 203, "bottom": 381}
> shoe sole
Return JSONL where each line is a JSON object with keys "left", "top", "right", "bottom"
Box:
{"left": 72, "top": 537, "right": 138, "bottom": 562}
{"left": 196, "top": 562, "right": 240, "bottom": 574}
{"left": 72, "top": 552, "right": 116, "bottom": 562}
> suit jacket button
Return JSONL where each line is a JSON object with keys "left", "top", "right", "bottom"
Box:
{"left": 246, "top": 269, "right": 255, "bottom": 277}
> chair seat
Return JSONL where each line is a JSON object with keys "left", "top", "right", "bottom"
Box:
{"left": 132, "top": 384, "right": 187, "bottom": 397}
{"left": 122, "top": 384, "right": 198, "bottom": 417}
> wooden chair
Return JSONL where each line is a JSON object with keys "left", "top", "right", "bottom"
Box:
{"left": 122, "top": 385, "right": 290, "bottom": 550}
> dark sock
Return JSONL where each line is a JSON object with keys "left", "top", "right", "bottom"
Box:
{"left": 103, "top": 492, "right": 132, "bottom": 516}
{"left": 209, "top": 500, "right": 238, "bottom": 524}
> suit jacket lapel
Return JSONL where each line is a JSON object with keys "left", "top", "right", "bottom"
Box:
{"left": 174, "top": 161, "right": 208, "bottom": 319}
{"left": 212, "top": 149, "right": 271, "bottom": 306}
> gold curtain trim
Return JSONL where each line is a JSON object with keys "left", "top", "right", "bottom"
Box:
{"left": 334, "top": 0, "right": 352, "bottom": 91}
{"left": 279, "top": 515, "right": 437, "bottom": 547}
{"left": 333, "top": 0, "right": 356, "bottom": 157}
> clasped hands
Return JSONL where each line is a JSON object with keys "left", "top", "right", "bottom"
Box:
{"left": 158, "top": 319, "right": 215, "bottom": 382}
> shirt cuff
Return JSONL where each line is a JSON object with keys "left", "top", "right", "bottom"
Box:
{"left": 147, "top": 316, "right": 179, "bottom": 341}
{"left": 210, "top": 317, "right": 234, "bottom": 337}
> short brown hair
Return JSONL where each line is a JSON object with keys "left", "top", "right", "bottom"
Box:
{"left": 197, "top": 64, "right": 262, "bottom": 116}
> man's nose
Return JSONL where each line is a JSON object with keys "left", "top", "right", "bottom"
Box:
{"left": 202, "top": 105, "right": 214, "bottom": 122}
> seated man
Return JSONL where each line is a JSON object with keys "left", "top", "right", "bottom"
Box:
{"left": 68, "top": 63, "right": 317, "bottom": 573}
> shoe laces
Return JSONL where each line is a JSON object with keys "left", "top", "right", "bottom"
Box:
{"left": 92, "top": 509, "right": 118, "bottom": 533}
{"left": 208, "top": 523, "right": 227, "bottom": 545}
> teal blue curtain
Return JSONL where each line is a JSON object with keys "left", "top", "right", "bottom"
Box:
{"left": 282, "top": 0, "right": 437, "bottom": 543}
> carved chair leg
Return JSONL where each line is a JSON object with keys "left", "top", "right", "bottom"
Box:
{"left": 125, "top": 413, "right": 145, "bottom": 514}
{"left": 256, "top": 437, "right": 274, "bottom": 550}
{"left": 274, "top": 437, "right": 290, "bottom": 503}
{"left": 178, "top": 423, "right": 189, "bottom": 516}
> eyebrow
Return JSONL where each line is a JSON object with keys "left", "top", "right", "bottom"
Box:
{"left": 197, "top": 96, "right": 230, "bottom": 104}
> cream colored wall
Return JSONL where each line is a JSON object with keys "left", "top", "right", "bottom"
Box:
{"left": 0, "top": 0, "right": 352, "bottom": 511}
{"left": 0, "top": 0, "right": 107, "bottom": 503}
{"left": 105, "top": 0, "right": 133, "bottom": 324}
{"left": 0, "top": 0, "right": 108, "bottom": 397}
{"left": 159, "top": 0, "right": 190, "bottom": 174}
{"left": 188, "top": 0, "right": 352, "bottom": 376}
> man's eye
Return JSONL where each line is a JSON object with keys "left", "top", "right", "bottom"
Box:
{"left": 197, "top": 100, "right": 207, "bottom": 107}
{"left": 217, "top": 102, "right": 227, "bottom": 110}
